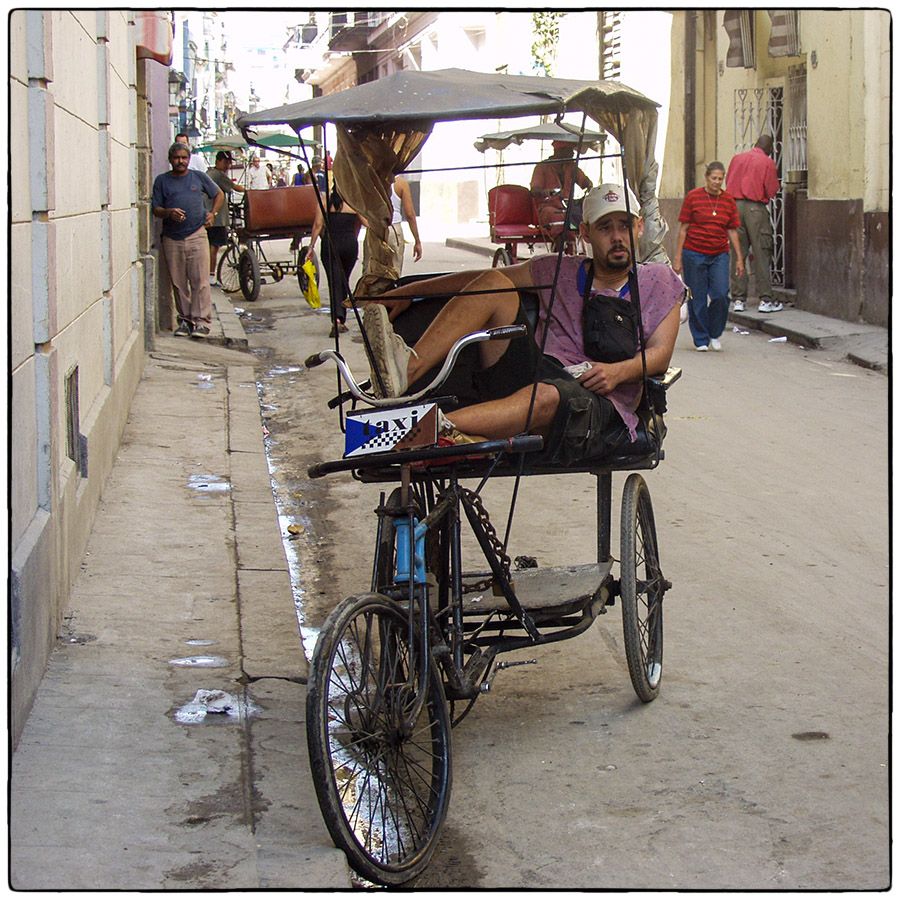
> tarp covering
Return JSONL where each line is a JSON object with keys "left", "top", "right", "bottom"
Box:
{"left": 474, "top": 122, "right": 606, "bottom": 153}
{"left": 238, "top": 68, "right": 668, "bottom": 291}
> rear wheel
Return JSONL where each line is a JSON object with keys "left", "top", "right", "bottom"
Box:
{"left": 238, "top": 247, "right": 261, "bottom": 302}
{"left": 620, "top": 473, "right": 665, "bottom": 702}
{"left": 216, "top": 243, "right": 241, "bottom": 293}
{"left": 307, "top": 593, "right": 452, "bottom": 885}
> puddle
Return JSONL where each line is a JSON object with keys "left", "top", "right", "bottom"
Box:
{"left": 187, "top": 474, "right": 232, "bottom": 494}
{"left": 173, "top": 689, "right": 260, "bottom": 724}
{"left": 169, "top": 655, "right": 230, "bottom": 668}
{"left": 267, "top": 365, "right": 303, "bottom": 377}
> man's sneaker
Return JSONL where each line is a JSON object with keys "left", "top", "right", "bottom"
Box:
{"left": 757, "top": 300, "right": 773, "bottom": 313}
{"left": 710, "top": 338, "right": 722, "bottom": 351}
{"left": 766, "top": 300, "right": 784, "bottom": 312}
{"left": 694, "top": 344, "right": 709, "bottom": 352}
{"left": 732, "top": 299, "right": 745, "bottom": 312}
{"left": 174, "top": 319, "right": 192, "bottom": 337}
{"left": 209, "top": 274, "right": 216, "bottom": 285}
{"left": 191, "top": 324, "right": 210, "bottom": 340}
{"left": 362, "top": 304, "right": 415, "bottom": 398}
{"left": 437, "top": 411, "right": 485, "bottom": 445}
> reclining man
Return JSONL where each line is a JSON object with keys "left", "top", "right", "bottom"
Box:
{"left": 362, "top": 183, "right": 685, "bottom": 466}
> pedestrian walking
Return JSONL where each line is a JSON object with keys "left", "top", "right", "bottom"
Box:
{"left": 152, "top": 142, "right": 223, "bottom": 338}
{"left": 726, "top": 134, "right": 781, "bottom": 312}
{"left": 308, "top": 186, "right": 367, "bottom": 337}
{"left": 673, "top": 161, "right": 744, "bottom": 351}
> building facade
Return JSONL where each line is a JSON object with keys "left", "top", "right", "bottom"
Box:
{"left": 9, "top": 10, "right": 170, "bottom": 747}
{"left": 660, "top": 10, "right": 889, "bottom": 325}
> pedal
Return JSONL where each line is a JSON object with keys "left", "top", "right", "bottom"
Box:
{"left": 480, "top": 658, "right": 537, "bottom": 693}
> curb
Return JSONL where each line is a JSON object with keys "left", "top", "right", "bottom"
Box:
{"left": 445, "top": 237, "right": 496, "bottom": 258}
{"left": 213, "top": 292, "right": 249, "bottom": 348}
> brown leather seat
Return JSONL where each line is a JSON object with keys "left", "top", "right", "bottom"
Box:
{"left": 244, "top": 185, "right": 319, "bottom": 233}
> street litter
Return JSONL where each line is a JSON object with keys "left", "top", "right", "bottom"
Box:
{"left": 768, "top": 336, "right": 788, "bottom": 342}
{"left": 732, "top": 327, "right": 750, "bottom": 335}
{"left": 168, "top": 655, "right": 229, "bottom": 667}
{"left": 174, "top": 689, "right": 259, "bottom": 724}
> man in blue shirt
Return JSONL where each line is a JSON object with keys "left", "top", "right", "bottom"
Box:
{"left": 152, "top": 142, "right": 223, "bottom": 338}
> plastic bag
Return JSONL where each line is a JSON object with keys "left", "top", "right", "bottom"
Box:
{"left": 300, "top": 258, "right": 320, "bottom": 309}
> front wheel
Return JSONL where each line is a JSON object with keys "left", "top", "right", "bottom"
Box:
{"left": 238, "top": 247, "right": 261, "bottom": 302}
{"left": 620, "top": 473, "right": 665, "bottom": 702}
{"left": 217, "top": 243, "right": 241, "bottom": 293}
{"left": 492, "top": 247, "right": 512, "bottom": 267}
{"left": 307, "top": 593, "right": 452, "bottom": 886}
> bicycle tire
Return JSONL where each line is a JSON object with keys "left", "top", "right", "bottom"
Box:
{"left": 216, "top": 243, "right": 241, "bottom": 293}
{"left": 307, "top": 593, "right": 452, "bottom": 885}
{"left": 492, "top": 247, "right": 512, "bottom": 267}
{"left": 238, "top": 247, "right": 261, "bottom": 302}
{"left": 620, "top": 473, "right": 665, "bottom": 702}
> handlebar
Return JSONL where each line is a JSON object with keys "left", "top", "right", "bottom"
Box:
{"left": 305, "top": 324, "right": 528, "bottom": 408}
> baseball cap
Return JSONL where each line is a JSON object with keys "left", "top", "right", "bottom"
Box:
{"left": 582, "top": 183, "right": 641, "bottom": 225}
{"left": 215, "top": 150, "right": 232, "bottom": 162}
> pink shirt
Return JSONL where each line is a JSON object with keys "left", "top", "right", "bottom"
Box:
{"left": 726, "top": 147, "right": 780, "bottom": 203}
{"left": 528, "top": 254, "right": 685, "bottom": 438}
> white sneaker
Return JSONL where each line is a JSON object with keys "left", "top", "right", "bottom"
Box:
{"left": 732, "top": 300, "right": 745, "bottom": 312}
{"left": 209, "top": 274, "right": 216, "bottom": 285}
{"left": 767, "top": 300, "right": 784, "bottom": 312}
{"left": 362, "top": 304, "right": 415, "bottom": 398}
{"left": 695, "top": 344, "right": 709, "bottom": 352}
{"left": 757, "top": 300, "right": 773, "bottom": 313}
{"left": 710, "top": 338, "right": 722, "bottom": 351}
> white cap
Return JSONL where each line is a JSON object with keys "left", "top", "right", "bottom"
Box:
{"left": 582, "top": 183, "right": 641, "bottom": 225}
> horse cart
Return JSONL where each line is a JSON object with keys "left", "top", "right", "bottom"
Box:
{"left": 238, "top": 68, "right": 674, "bottom": 886}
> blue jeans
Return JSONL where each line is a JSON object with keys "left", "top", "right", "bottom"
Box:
{"left": 682, "top": 249, "right": 730, "bottom": 347}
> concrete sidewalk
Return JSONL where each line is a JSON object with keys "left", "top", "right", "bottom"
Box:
{"left": 446, "top": 235, "right": 888, "bottom": 373}
{"left": 10, "top": 294, "right": 352, "bottom": 889}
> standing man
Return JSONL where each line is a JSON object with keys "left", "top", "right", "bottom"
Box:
{"left": 175, "top": 131, "right": 207, "bottom": 172}
{"left": 152, "top": 142, "right": 223, "bottom": 338}
{"left": 245, "top": 154, "right": 270, "bottom": 190}
{"left": 206, "top": 151, "right": 245, "bottom": 285}
{"left": 726, "top": 134, "right": 782, "bottom": 313}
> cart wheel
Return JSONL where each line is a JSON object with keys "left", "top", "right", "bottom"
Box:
{"left": 270, "top": 262, "right": 284, "bottom": 283}
{"left": 238, "top": 248, "right": 261, "bottom": 302}
{"left": 297, "top": 246, "right": 319, "bottom": 294}
{"left": 620, "top": 473, "right": 664, "bottom": 702}
{"left": 492, "top": 247, "right": 512, "bottom": 267}
{"left": 307, "top": 592, "right": 452, "bottom": 886}
{"left": 216, "top": 244, "right": 241, "bottom": 294}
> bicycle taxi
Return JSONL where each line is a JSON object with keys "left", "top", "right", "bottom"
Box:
{"left": 201, "top": 133, "right": 322, "bottom": 302}
{"left": 478, "top": 121, "right": 606, "bottom": 266}
{"left": 239, "top": 68, "right": 679, "bottom": 886}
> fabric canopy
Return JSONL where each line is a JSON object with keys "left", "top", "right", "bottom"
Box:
{"left": 238, "top": 68, "right": 668, "bottom": 291}
{"left": 474, "top": 122, "right": 606, "bottom": 153}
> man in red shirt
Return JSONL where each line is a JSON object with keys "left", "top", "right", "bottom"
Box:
{"left": 726, "top": 134, "right": 781, "bottom": 312}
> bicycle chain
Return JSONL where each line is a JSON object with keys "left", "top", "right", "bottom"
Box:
{"left": 460, "top": 488, "right": 511, "bottom": 594}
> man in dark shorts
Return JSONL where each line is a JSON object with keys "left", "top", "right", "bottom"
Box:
{"left": 152, "top": 142, "right": 223, "bottom": 338}
{"left": 362, "top": 183, "right": 685, "bottom": 465}
{"left": 205, "top": 151, "right": 245, "bottom": 286}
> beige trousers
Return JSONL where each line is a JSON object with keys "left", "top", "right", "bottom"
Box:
{"left": 161, "top": 226, "right": 212, "bottom": 326}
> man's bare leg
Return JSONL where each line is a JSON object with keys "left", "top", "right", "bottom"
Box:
{"left": 406, "top": 269, "right": 521, "bottom": 384}
{"left": 446, "top": 382, "right": 560, "bottom": 440}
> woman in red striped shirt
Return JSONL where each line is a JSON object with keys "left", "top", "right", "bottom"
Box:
{"left": 673, "top": 162, "right": 745, "bottom": 351}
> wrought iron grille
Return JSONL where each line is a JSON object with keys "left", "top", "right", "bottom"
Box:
{"left": 733, "top": 86, "right": 784, "bottom": 288}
